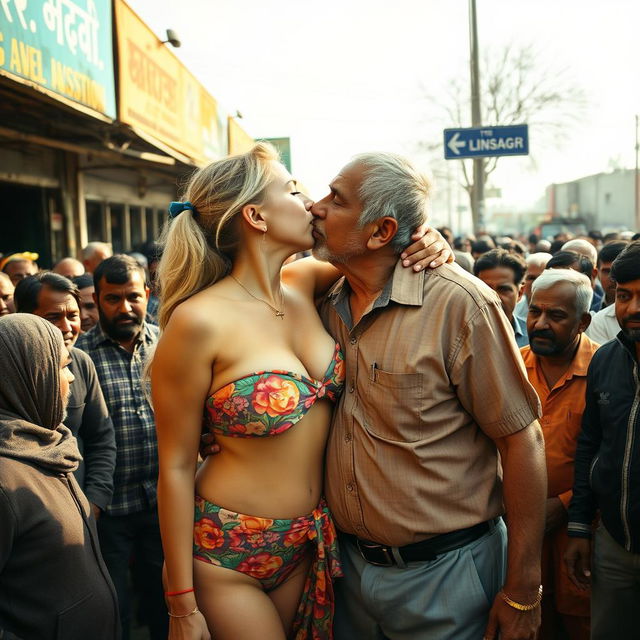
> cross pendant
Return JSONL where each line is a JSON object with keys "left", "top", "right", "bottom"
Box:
{"left": 276, "top": 312, "right": 285, "bottom": 319}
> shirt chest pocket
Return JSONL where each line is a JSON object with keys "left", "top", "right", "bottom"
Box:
{"left": 364, "top": 369, "right": 424, "bottom": 443}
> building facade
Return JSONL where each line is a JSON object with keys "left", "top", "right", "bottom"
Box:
{"left": 546, "top": 169, "right": 636, "bottom": 233}
{"left": 0, "top": 0, "right": 253, "bottom": 268}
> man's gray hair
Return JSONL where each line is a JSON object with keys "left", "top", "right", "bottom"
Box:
{"left": 353, "top": 152, "right": 431, "bottom": 252}
{"left": 526, "top": 252, "right": 552, "bottom": 269}
{"left": 82, "top": 241, "right": 112, "bottom": 261}
{"left": 532, "top": 269, "right": 593, "bottom": 316}
{"left": 561, "top": 239, "right": 597, "bottom": 265}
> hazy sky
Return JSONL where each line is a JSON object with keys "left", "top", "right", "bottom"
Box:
{"left": 127, "top": 0, "right": 640, "bottom": 228}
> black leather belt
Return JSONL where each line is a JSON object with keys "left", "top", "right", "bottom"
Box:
{"left": 344, "top": 518, "right": 498, "bottom": 567}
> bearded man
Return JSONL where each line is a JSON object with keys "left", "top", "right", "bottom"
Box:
{"left": 566, "top": 241, "right": 640, "bottom": 639}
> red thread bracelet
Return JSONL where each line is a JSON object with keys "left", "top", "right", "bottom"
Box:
{"left": 165, "top": 587, "right": 194, "bottom": 597}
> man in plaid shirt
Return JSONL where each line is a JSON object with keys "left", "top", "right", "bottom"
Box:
{"left": 76, "top": 254, "right": 167, "bottom": 640}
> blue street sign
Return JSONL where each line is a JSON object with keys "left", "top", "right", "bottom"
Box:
{"left": 444, "top": 124, "right": 529, "bottom": 160}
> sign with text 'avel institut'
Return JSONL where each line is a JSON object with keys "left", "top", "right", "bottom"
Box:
{"left": 0, "top": 0, "right": 116, "bottom": 117}
{"left": 444, "top": 124, "right": 529, "bottom": 160}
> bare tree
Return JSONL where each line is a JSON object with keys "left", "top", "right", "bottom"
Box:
{"left": 420, "top": 44, "right": 587, "bottom": 230}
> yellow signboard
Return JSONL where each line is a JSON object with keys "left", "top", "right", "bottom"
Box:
{"left": 228, "top": 116, "right": 255, "bottom": 155}
{"left": 115, "top": 0, "right": 227, "bottom": 164}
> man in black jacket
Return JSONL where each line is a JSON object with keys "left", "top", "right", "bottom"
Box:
{"left": 14, "top": 272, "right": 116, "bottom": 517}
{"left": 565, "top": 241, "right": 640, "bottom": 639}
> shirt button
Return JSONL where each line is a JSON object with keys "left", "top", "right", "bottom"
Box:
{"left": 349, "top": 382, "right": 355, "bottom": 393}
{"left": 350, "top": 337, "right": 357, "bottom": 345}
{"left": 346, "top": 483, "right": 354, "bottom": 492}
{"left": 344, "top": 432, "right": 352, "bottom": 442}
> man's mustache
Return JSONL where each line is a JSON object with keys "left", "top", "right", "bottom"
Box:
{"left": 622, "top": 314, "right": 640, "bottom": 324}
{"left": 529, "top": 329, "right": 555, "bottom": 341}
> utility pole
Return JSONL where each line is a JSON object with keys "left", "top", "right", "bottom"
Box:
{"left": 469, "top": 0, "right": 484, "bottom": 233}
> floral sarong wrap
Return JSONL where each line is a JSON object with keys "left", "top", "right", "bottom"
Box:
{"left": 194, "top": 495, "right": 342, "bottom": 639}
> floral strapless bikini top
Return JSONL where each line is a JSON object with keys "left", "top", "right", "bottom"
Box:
{"left": 205, "top": 343, "right": 345, "bottom": 437}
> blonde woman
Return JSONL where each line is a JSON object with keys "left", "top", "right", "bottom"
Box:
{"left": 151, "top": 143, "right": 447, "bottom": 640}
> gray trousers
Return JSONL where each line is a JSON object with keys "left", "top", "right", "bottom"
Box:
{"left": 592, "top": 524, "right": 640, "bottom": 640}
{"left": 334, "top": 518, "right": 507, "bottom": 640}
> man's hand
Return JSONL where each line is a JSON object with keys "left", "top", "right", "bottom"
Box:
{"left": 90, "top": 503, "right": 101, "bottom": 520}
{"left": 483, "top": 592, "right": 541, "bottom": 640}
{"left": 489, "top": 424, "right": 545, "bottom": 640}
{"left": 544, "top": 497, "right": 566, "bottom": 534}
{"left": 400, "top": 224, "right": 454, "bottom": 271}
{"left": 199, "top": 432, "right": 220, "bottom": 460}
{"left": 564, "top": 537, "right": 592, "bottom": 589}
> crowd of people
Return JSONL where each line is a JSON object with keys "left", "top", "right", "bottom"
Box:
{"left": 0, "top": 144, "right": 639, "bottom": 640}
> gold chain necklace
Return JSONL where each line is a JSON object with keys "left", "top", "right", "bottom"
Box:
{"left": 230, "top": 275, "right": 285, "bottom": 319}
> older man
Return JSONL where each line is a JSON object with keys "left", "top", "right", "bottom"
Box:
{"left": 561, "top": 239, "right": 596, "bottom": 265}
{"left": 14, "top": 272, "right": 116, "bottom": 517}
{"left": 561, "top": 240, "right": 603, "bottom": 311}
{"left": 311, "top": 153, "right": 546, "bottom": 640}
{"left": 547, "top": 251, "right": 605, "bottom": 314}
{"left": 82, "top": 242, "right": 112, "bottom": 274}
{"left": 53, "top": 257, "right": 85, "bottom": 279}
{"left": 522, "top": 270, "right": 599, "bottom": 640}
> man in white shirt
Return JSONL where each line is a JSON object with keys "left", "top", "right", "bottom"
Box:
{"left": 585, "top": 241, "right": 629, "bottom": 344}
{"left": 585, "top": 304, "right": 619, "bottom": 344}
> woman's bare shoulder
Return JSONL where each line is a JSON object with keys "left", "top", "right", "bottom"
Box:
{"left": 162, "top": 284, "right": 234, "bottom": 345}
{"left": 282, "top": 256, "right": 341, "bottom": 299}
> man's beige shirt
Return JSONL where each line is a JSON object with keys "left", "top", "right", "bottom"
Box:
{"left": 321, "top": 261, "right": 541, "bottom": 547}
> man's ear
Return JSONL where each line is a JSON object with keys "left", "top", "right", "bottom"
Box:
{"left": 517, "top": 280, "right": 525, "bottom": 302}
{"left": 240, "top": 203, "right": 267, "bottom": 233}
{"left": 366, "top": 217, "right": 398, "bottom": 251}
{"left": 578, "top": 312, "right": 592, "bottom": 333}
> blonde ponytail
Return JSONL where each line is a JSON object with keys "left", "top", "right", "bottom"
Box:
{"left": 156, "top": 142, "right": 281, "bottom": 329}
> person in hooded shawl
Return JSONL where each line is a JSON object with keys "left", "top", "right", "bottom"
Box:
{"left": 0, "top": 314, "right": 120, "bottom": 640}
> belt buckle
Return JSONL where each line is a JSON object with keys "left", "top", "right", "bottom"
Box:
{"left": 356, "top": 539, "right": 395, "bottom": 567}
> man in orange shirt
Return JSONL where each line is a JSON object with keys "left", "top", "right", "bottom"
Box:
{"left": 521, "top": 268, "right": 599, "bottom": 639}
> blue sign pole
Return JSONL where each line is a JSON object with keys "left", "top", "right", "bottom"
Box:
{"left": 444, "top": 124, "right": 529, "bottom": 160}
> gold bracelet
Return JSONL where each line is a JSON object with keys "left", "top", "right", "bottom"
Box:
{"left": 501, "top": 585, "right": 543, "bottom": 611}
{"left": 168, "top": 605, "right": 199, "bottom": 619}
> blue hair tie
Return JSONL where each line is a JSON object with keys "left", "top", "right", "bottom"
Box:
{"left": 168, "top": 201, "right": 197, "bottom": 219}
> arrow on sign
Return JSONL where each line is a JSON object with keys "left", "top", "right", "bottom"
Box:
{"left": 447, "top": 132, "right": 465, "bottom": 155}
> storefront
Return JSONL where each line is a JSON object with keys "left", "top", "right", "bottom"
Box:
{"left": 0, "top": 0, "right": 253, "bottom": 268}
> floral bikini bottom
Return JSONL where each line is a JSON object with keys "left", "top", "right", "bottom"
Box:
{"left": 193, "top": 495, "right": 342, "bottom": 639}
